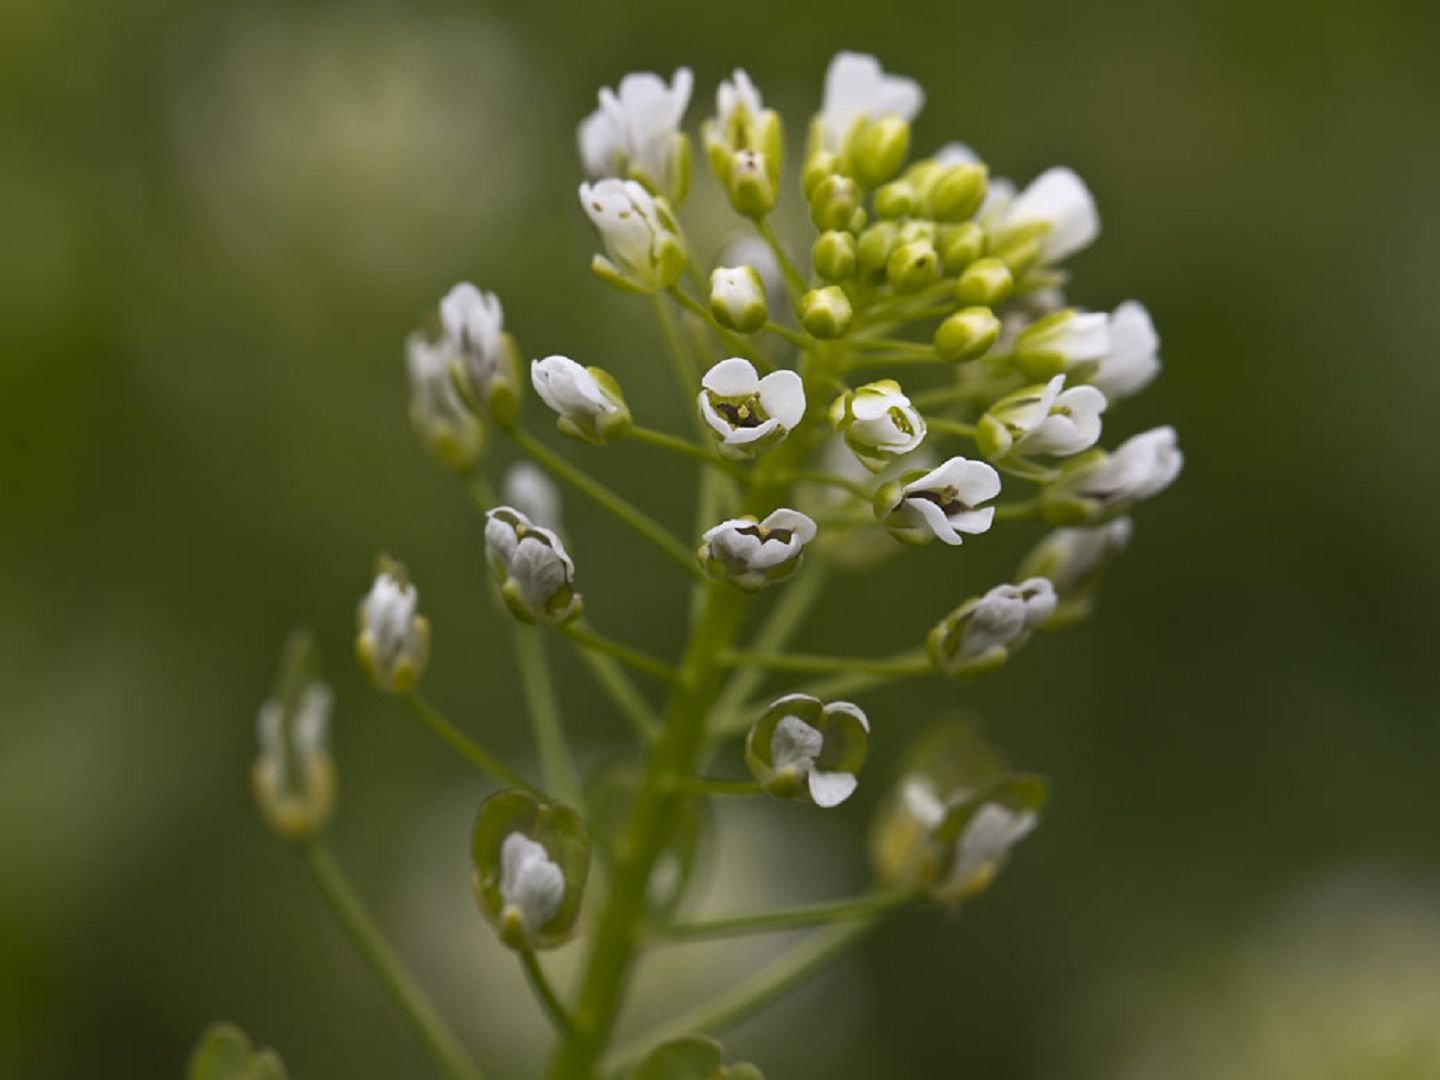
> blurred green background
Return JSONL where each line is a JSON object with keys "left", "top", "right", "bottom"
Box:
{"left": 4, "top": 0, "right": 1440, "bottom": 1076}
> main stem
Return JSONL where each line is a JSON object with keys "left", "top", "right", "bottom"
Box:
{"left": 548, "top": 345, "right": 840, "bottom": 1079}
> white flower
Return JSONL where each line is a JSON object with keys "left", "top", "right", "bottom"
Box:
{"left": 746, "top": 694, "right": 871, "bottom": 808}
{"left": 829, "top": 379, "right": 927, "bottom": 472}
{"left": 928, "top": 578, "right": 1057, "bottom": 679}
{"left": 530, "top": 355, "right": 630, "bottom": 444}
{"left": 484, "top": 506, "right": 582, "bottom": 625}
{"left": 579, "top": 178, "right": 686, "bottom": 293}
{"left": 699, "top": 508, "right": 818, "bottom": 591}
{"left": 355, "top": 559, "right": 429, "bottom": 694}
{"left": 427, "top": 283, "right": 521, "bottom": 418}
{"left": 1018, "top": 518, "right": 1133, "bottom": 626}
{"left": 977, "top": 374, "right": 1108, "bottom": 460}
{"left": 717, "top": 68, "right": 764, "bottom": 131}
{"left": 252, "top": 680, "right": 335, "bottom": 841}
{"left": 1014, "top": 309, "right": 1111, "bottom": 380}
{"left": 405, "top": 330, "right": 484, "bottom": 471}
{"left": 819, "top": 51, "right": 924, "bottom": 152}
{"left": 879, "top": 456, "right": 1001, "bottom": 546}
{"left": 1043, "top": 427, "right": 1183, "bottom": 524}
{"left": 697, "top": 357, "right": 805, "bottom": 459}
{"left": 1092, "top": 300, "right": 1161, "bottom": 400}
{"left": 579, "top": 68, "right": 693, "bottom": 203}
{"left": 501, "top": 462, "right": 562, "bottom": 534}
{"left": 719, "top": 235, "right": 786, "bottom": 315}
{"left": 709, "top": 265, "right": 769, "bottom": 333}
{"left": 990, "top": 166, "right": 1100, "bottom": 265}
{"left": 499, "top": 833, "right": 565, "bottom": 937}
{"left": 944, "top": 803, "right": 1038, "bottom": 895}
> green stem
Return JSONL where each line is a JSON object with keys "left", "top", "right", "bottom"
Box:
{"left": 629, "top": 426, "right": 744, "bottom": 477}
{"left": 718, "top": 649, "right": 932, "bottom": 678}
{"left": 781, "top": 470, "right": 873, "bottom": 500}
{"left": 711, "top": 666, "right": 902, "bottom": 739}
{"left": 667, "top": 287, "right": 767, "bottom": 368}
{"left": 561, "top": 623, "right": 679, "bottom": 684}
{"left": 508, "top": 427, "right": 701, "bottom": 579}
{"left": 754, "top": 217, "right": 806, "bottom": 301}
{"left": 925, "top": 416, "right": 977, "bottom": 438}
{"left": 763, "top": 320, "right": 810, "bottom": 349}
{"left": 670, "top": 776, "right": 763, "bottom": 797}
{"left": 604, "top": 919, "right": 883, "bottom": 1076}
{"left": 572, "top": 648, "right": 661, "bottom": 741}
{"left": 997, "top": 458, "right": 1061, "bottom": 484}
{"left": 520, "top": 949, "right": 574, "bottom": 1037}
{"left": 651, "top": 293, "right": 709, "bottom": 435}
{"left": 405, "top": 693, "right": 539, "bottom": 795}
{"left": 651, "top": 889, "right": 914, "bottom": 942}
{"left": 993, "top": 498, "right": 1041, "bottom": 521}
{"left": 299, "top": 843, "right": 482, "bottom": 1080}
{"left": 514, "top": 626, "right": 581, "bottom": 805}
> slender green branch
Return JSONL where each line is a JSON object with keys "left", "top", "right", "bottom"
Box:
{"left": 651, "top": 293, "right": 710, "bottom": 436}
{"left": 992, "top": 498, "right": 1042, "bottom": 521}
{"left": 561, "top": 622, "right": 680, "bottom": 684}
{"left": 404, "top": 693, "right": 539, "bottom": 795}
{"left": 507, "top": 426, "right": 702, "bottom": 579}
{"left": 572, "top": 647, "right": 661, "bottom": 741}
{"left": 712, "top": 666, "right": 905, "bottom": 738}
{"left": 629, "top": 426, "right": 745, "bottom": 477}
{"left": 781, "top": 470, "right": 874, "bottom": 500}
{"left": 299, "top": 843, "right": 483, "bottom": 1080}
{"left": 718, "top": 648, "right": 932, "bottom": 678}
{"left": 605, "top": 919, "right": 883, "bottom": 1075}
{"left": 763, "top": 320, "right": 809, "bottom": 349}
{"left": 911, "top": 381, "right": 1008, "bottom": 411}
{"left": 754, "top": 217, "right": 806, "bottom": 300}
{"left": 925, "top": 416, "right": 978, "bottom": 438}
{"left": 651, "top": 889, "right": 916, "bottom": 942}
{"left": 519, "top": 949, "right": 574, "bottom": 1037}
{"left": 514, "top": 626, "right": 581, "bottom": 805}
{"left": 996, "top": 458, "right": 1061, "bottom": 484}
{"left": 670, "top": 776, "right": 763, "bottom": 797}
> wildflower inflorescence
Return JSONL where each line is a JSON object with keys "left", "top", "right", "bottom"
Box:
{"left": 227, "top": 49, "right": 1183, "bottom": 1080}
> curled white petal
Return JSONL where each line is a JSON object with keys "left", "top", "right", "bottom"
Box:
{"left": 820, "top": 51, "right": 924, "bottom": 151}
{"left": 500, "top": 833, "right": 565, "bottom": 935}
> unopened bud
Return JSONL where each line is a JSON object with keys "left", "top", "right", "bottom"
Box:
{"left": 873, "top": 180, "right": 918, "bottom": 219}
{"left": 812, "top": 230, "right": 857, "bottom": 281}
{"left": 939, "top": 222, "right": 986, "bottom": 273}
{"left": 848, "top": 115, "right": 911, "bottom": 188}
{"left": 856, "top": 222, "right": 899, "bottom": 279}
{"left": 808, "top": 174, "right": 859, "bottom": 232}
{"left": 799, "top": 286, "right": 853, "bottom": 339}
{"left": 885, "top": 239, "right": 940, "bottom": 294}
{"left": 955, "top": 257, "right": 1014, "bottom": 307}
{"left": 928, "top": 163, "right": 988, "bottom": 221}
{"left": 934, "top": 307, "right": 1001, "bottom": 363}
{"left": 710, "top": 265, "right": 769, "bottom": 333}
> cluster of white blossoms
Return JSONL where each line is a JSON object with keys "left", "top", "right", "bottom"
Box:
{"left": 242, "top": 47, "right": 1187, "bottom": 1080}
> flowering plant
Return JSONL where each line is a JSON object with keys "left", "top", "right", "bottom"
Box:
{"left": 196, "top": 49, "right": 1181, "bottom": 1080}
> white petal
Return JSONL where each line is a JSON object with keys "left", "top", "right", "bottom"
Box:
{"left": 757, "top": 369, "right": 805, "bottom": 429}
{"left": 759, "top": 508, "right": 818, "bottom": 544}
{"left": 771, "top": 713, "right": 823, "bottom": 772}
{"left": 1006, "top": 167, "right": 1100, "bottom": 262}
{"left": 702, "top": 357, "right": 760, "bottom": 397}
{"left": 808, "top": 770, "right": 858, "bottom": 808}
{"left": 908, "top": 496, "right": 963, "bottom": 544}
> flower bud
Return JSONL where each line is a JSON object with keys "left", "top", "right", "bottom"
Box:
{"left": 799, "top": 286, "right": 853, "bottom": 339}
{"left": 847, "top": 115, "right": 911, "bottom": 188}
{"left": 873, "top": 179, "right": 918, "bottom": 219}
{"left": 856, "top": 222, "right": 899, "bottom": 279}
{"left": 808, "top": 174, "right": 859, "bottom": 232}
{"left": 829, "top": 379, "right": 926, "bottom": 471}
{"left": 702, "top": 69, "right": 783, "bottom": 217}
{"left": 745, "top": 694, "right": 870, "bottom": 806}
{"left": 885, "top": 239, "right": 940, "bottom": 294}
{"left": 531, "top": 355, "right": 632, "bottom": 444}
{"left": 818, "top": 53, "right": 924, "bottom": 162}
{"left": 580, "top": 179, "right": 687, "bottom": 294}
{"left": 579, "top": 68, "right": 694, "bottom": 205}
{"left": 405, "top": 331, "right": 486, "bottom": 472}
{"left": 698, "top": 357, "right": 805, "bottom": 460}
{"left": 1040, "top": 427, "right": 1183, "bottom": 525}
{"left": 252, "top": 631, "right": 336, "bottom": 842}
{"left": 1012, "top": 309, "right": 1111, "bottom": 380}
{"left": 954, "top": 257, "right": 1013, "bottom": 307}
{"left": 472, "top": 790, "right": 590, "bottom": 950}
{"left": 939, "top": 221, "right": 986, "bottom": 273}
{"left": 501, "top": 461, "right": 563, "bottom": 534}
{"left": 709, "top": 266, "right": 769, "bottom": 334}
{"left": 927, "top": 162, "right": 988, "bottom": 221}
{"left": 698, "top": 508, "right": 818, "bottom": 591}
{"left": 188, "top": 1023, "right": 286, "bottom": 1080}
{"left": 355, "top": 556, "right": 429, "bottom": 695}
{"left": 484, "top": 506, "right": 583, "bottom": 625}
{"left": 1017, "top": 517, "right": 1132, "bottom": 628}
{"left": 725, "top": 149, "right": 779, "bottom": 218}
{"left": 800, "top": 146, "right": 840, "bottom": 200}
{"left": 875, "top": 456, "right": 1000, "bottom": 546}
{"left": 1090, "top": 300, "right": 1161, "bottom": 401}
{"left": 427, "top": 283, "right": 524, "bottom": 427}
{"left": 927, "top": 578, "right": 1056, "bottom": 680}
{"left": 812, "top": 230, "right": 857, "bottom": 281}
{"left": 934, "top": 306, "right": 1001, "bottom": 363}
{"left": 975, "top": 375, "right": 1107, "bottom": 461}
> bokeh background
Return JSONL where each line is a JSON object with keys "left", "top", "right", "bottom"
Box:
{"left": 4, "top": 0, "right": 1440, "bottom": 1076}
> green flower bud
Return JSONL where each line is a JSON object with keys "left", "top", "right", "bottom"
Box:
{"left": 702, "top": 71, "right": 784, "bottom": 217}
{"left": 472, "top": 790, "right": 590, "bottom": 951}
{"left": 808, "top": 174, "right": 859, "bottom": 232}
{"left": 856, "top": 222, "right": 899, "bottom": 279}
{"left": 799, "top": 286, "right": 853, "bottom": 338}
{"left": 801, "top": 148, "right": 840, "bottom": 200}
{"left": 355, "top": 556, "right": 429, "bottom": 695}
{"left": 885, "top": 239, "right": 940, "bottom": 294}
{"left": 709, "top": 265, "right": 769, "bottom": 333}
{"left": 812, "top": 230, "right": 857, "bottom": 281}
{"left": 251, "top": 631, "right": 336, "bottom": 843}
{"left": 847, "top": 115, "right": 911, "bottom": 188}
{"left": 725, "top": 149, "right": 779, "bottom": 218}
{"left": 745, "top": 694, "right": 870, "bottom": 806}
{"left": 939, "top": 221, "right": 986, "bottom": 273}
{"left": 955, "top": 257, "right": 1014, "bottom": 308}
{"left": 873, "top": 179, "right": 918, "bottom": 219}
{"left": 928, "top": 163, "right": 988, "bottom": 221}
